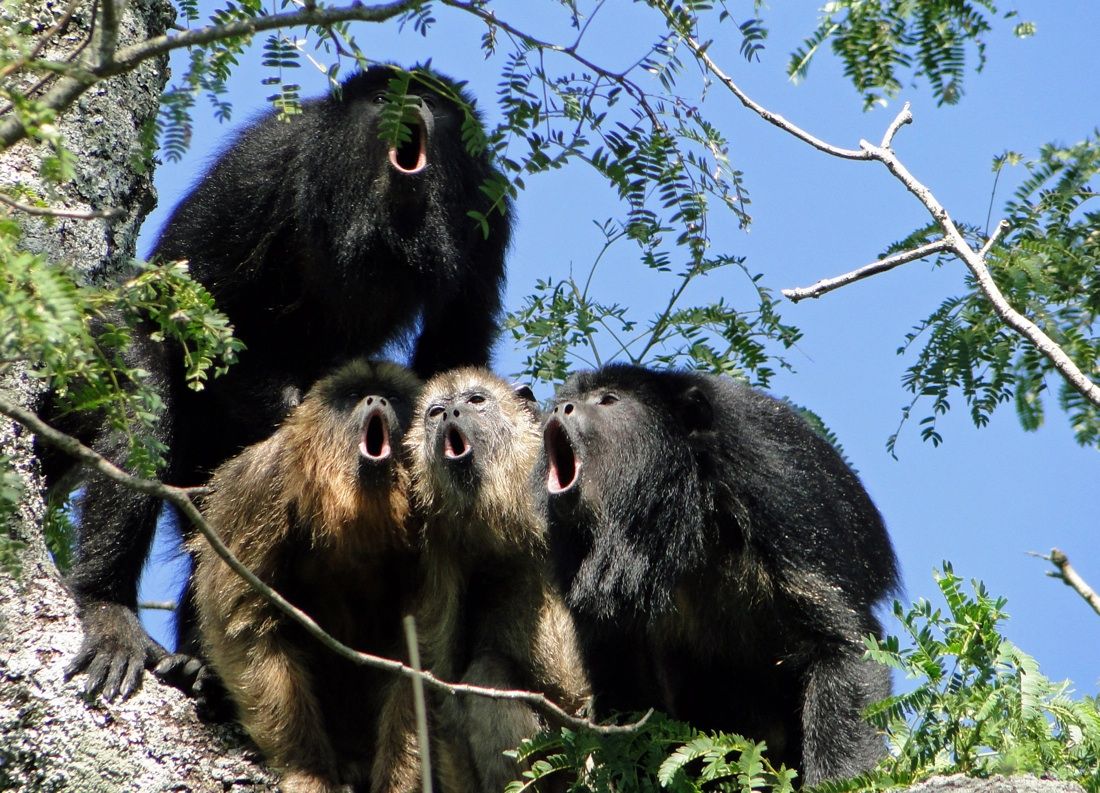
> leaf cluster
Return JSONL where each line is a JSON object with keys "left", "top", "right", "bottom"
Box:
{"left": 788, "top": 1, "right": 1032, "bottom": 109}
{"left": 864, "top": 564, "right": 1100, "bottom": 791}
{"left": 890, "top": 134, "right": 1100, "bottom": 452}
{"left": 0, "top": 218, "right": 243, "bottom": 478}
{"left": 504, "top": 713, "right": 797, "bottom": 793}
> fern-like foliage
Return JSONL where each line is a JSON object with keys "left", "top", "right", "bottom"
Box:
{"left": 865, "top": 564, "right": 1100, "bottom": 791}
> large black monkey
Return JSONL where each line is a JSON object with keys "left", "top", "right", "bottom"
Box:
{"left": 56, "top": 64, "right": 512, "bottom": 701}
{"left": 537, "top": 365, "right": 899, "bottom": 785}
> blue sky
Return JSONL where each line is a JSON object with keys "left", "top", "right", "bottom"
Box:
{"left": 138, "top": 3, "right": 1099, "bottom": 697}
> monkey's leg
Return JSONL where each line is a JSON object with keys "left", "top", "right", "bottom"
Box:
{"left": 369, "top": 676, "right": 420, "bottom": 793}
{"left": 799, "top": 646, "right": 891, "bottom": 784}
{"left": 229, "top": 633, "right": 343, "bottom": 792}
{"left": 443, "top": 653, "right": 540, "bottom": 793}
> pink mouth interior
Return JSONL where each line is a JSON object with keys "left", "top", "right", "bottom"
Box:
{"left": 444, "top": 424, "right": 470, "bottom": 459}
{"left": 388, "top": 121, "right": 427, "bottom": 174}
{"left": 544, "top": 419, "right": 579, "bottom": 494}
{"left": 359, "top": 410, "right": 392, "bottom": 460}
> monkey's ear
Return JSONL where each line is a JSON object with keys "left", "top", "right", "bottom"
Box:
{"left": 513, "top": 384, "right": 536, "bottom": 403}
{"left": 676, "top": 385, "right": 713, "bottom": 435}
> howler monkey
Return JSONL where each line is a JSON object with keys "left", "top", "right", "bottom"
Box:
{"left": 57, "top": 64, "right": 511, "bottom": 700}
{"left": 538, "top": 364, "right": 899, "bottom": 785}
{"left": 407, "top": 368, "right": 589, "bottom": 793}
{"left": 191, "top": 359, "right": 422, "bottom": 793}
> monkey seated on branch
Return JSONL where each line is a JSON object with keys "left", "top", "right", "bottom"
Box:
{"left": 405, "top": 368, "right": 590, "bottom": 793}
{"left": 191, "top": 359, "right": 423, "bottom": 793}
{"left": 538, "top": 364, "right": 899, "bottom": 785}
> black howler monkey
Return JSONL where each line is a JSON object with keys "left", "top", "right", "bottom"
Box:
{"left": 56, "top": 64, "right": 511, "bottom": 701}
{"left": 192, "top": 359, "right": 422, "bottom": 793}
{"left": 537, "top": 364, "right": 898, "bottom": 785}
{"left": 406, "top": 368, "right": 589, "bottom": 793}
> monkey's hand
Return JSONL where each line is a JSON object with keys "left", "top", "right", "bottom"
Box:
{"left": 64, "top": 602, "right": 167, "bottom": 701}
{"left": 153, "top": 654, "right": 235, "bottom": 721}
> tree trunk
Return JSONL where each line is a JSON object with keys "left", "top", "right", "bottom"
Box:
{"left": 0, "top": 1, "right": 274, "bottom": 789}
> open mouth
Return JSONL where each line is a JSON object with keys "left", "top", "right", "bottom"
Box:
{"left": 359, "top": 407, "right": 392, "bottom": 462}
{"left": 443, "top": 423, "right": 472, "bottom": 461}
{"left": 544, "top": 418, "right": 580, "bottom": 494}
{"left": 388, "top": 120, "right": 428, "bottom": 174}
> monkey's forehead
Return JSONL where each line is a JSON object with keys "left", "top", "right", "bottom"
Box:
{"left": 557, "top": 364, "right": 702, "bottom": 400}
{"left": 310, "top": 358, "right": 423, "bottom": 401}
{"left": 420, "top": 366, "right": 512, "bottom": 401}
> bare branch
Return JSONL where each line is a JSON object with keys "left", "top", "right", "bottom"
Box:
{"left": 783, "top": 238, "right": 951, "bottom": 302}
{"left": 0, "top": 192, "right": 123, "bottom": 220}
{"left": 1035, "top": 548, "right": 1100, "bottom": 618}
{"left": 649, "top": 0, "right": 872, "bottom": 161}
{"left": 879, "top": 102, "right": 913, "bottom": 149}
{"left": 979, "top": 219, "right": 1010, "bottom": 258}
{"left": 0, "top": 392, "right": 650, "bottom": 736}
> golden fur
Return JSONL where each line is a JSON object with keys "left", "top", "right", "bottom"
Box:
{"left": 191, "top": 359, "right": 423, "bottom": 793}
{"left": 405, "top": 368, "right": 589, "bottom": 793}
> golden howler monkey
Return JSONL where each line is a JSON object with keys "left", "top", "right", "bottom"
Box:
{"left": 54, "top": 64, "right": 511, "bottom": 701}
{"left": 406, "top": 368, "right": 589, "bottom": 793}
{"left": 539, "top": 365, "right": 899, "bottom": 785}
{"left": 191, "top": 359, "right": 422, "bottom": 793}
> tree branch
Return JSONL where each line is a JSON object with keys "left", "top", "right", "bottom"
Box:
{"left": 782, "top": 238, "right": 951, "bottom": 302}
{"left": 0, "top": 392, "right": 650, "bottom": 736}
{"left": 0, "top": 0, "right": 423, "bottom": 150}
{"left": 0, "top": 192, "right": 123, "bottom": 220}
{"left": 1035, "top": 548, "right": 1100, "bottom": 618}
{"left": 644, "top": 9, "right": 1100, "bottom": 409}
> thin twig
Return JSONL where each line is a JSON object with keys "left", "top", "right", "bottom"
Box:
{"left": 0, "top": 192, "right": 123, "bottom": 220}
{"left": 404, "top": 616, "right": 434, "bottom": 793}
{"left": 138, "top": 600, "right": 177, "bottom": 611}
{"left": 0, "top": 393, "right": 650, "bottom": 736}
{"left": 1034, "top": 548, "right": 1100, "bottom": 618}
{"left": 783, "top": 239, "right": 951, "bottom": 302}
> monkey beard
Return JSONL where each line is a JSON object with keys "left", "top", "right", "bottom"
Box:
{"left": 552, "top": 455, "right": 715, "bottom": 626}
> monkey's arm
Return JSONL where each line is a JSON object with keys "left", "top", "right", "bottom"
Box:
{"left": 410, "top": 228, "right": 507, "bottom": 378}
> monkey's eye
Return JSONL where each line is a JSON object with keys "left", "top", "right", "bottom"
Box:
{"left": 427, "top": 404, "right": 445, "bottom": 419}
{"left": 467, "top": 393, "right": 487, "bottom": 405}
{"left": 598, "top": 393, "right": 619, "bottom": 406}
{"left": 370, "top": 92, "right": 389, "bottom": 105}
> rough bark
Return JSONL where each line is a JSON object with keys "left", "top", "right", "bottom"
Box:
{"left": 907, "top": 776, "right": 1085, "bottom": 793}
{"left": 0, "top": 1, "right": 274, "bottom": 789}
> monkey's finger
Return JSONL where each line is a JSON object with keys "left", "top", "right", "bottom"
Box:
{"left": 63, "top": 645, "right": 95, "bottom": 680}
{"left": 100, "top": 654, "right": 131, "bottom": 701}
{"left": 80, "top": 653, "right": 112, "bottom": 699}
{"left": 118, "top": 656, "right": 144, "bottom": 700}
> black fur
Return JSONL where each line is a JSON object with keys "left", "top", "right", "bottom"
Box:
{"left": 54, "top": 64, "right": 511, "bottom": 701}
{"left": 537, "top": 364, "right": 899, "bottom": 785}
